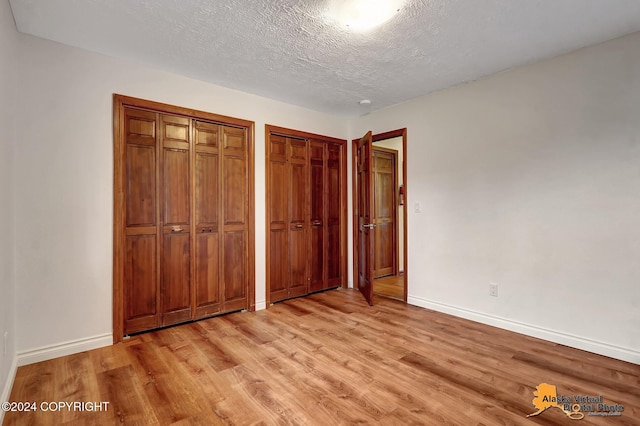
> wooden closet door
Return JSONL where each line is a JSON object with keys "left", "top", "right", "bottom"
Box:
{"left": 123, "top": 108, "right": 160, "bottom": 334}
{"left": 309, "top": 141, "right": 325, "bottom": 292}
{"left": 373, "top": 149, "right": 396, "bottom": 278}
{"left": 288, "top": 138, "right": 309, "bottom": 298}
{"left": 221, "top": 125, "right": 249, "bottom": 311}
{"left": 160, "top": 114, "right": 192, "bottom": 326}
{"left": 326, "top": 143, "right": 342, "bottom": 287}
{"left": 267, "top": 135, "right": 289, "bottom": 302}
{"left": 193, "top": 121, "right": 221, "bottom": 319}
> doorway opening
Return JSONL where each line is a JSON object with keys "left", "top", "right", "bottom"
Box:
{"left": 352, "top": 129, "right": 407, "bottom": 304}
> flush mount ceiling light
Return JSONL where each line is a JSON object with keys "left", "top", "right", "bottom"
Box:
{"left": 326, "top": 0, "right": 405, "bottom": 32}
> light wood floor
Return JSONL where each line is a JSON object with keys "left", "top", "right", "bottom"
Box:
{"left": 373, "top": 274, "right": 405, "bottom": 300}
{"left": 4, "top": 289, "right": 639, "bottom": 425}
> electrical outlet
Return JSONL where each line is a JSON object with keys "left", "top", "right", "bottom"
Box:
{"left": 489, "top": 283, "right": 498, "bottom": 297}
{"left": 3, "top": 331, "right": 7, "bottom": 356}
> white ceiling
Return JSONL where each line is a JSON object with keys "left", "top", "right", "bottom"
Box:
{"left": 9, "top": 0, "right": 640, "bottom": 117}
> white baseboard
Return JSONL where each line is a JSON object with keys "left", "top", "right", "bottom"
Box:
{"left": 255, "top": 300, "right": 267, "bottom": 311}
{"left": 408, "top": 295, "right": 640, "bottom": 365}
{"left": 16, "top": 333, "right": 112, "bottom": 367}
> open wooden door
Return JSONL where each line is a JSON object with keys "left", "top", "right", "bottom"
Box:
{"left": 356, "top": 131, "right": 375, "bottom": 305}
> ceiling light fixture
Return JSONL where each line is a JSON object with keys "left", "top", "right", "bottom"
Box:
{"left": 326, "top": 0, "right": 405, "bottom": 32}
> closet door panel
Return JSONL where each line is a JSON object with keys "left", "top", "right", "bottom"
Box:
{"left": 195, "top": 232, "right": 220, "bottom": 317}
{"left": 194, "top": 140, "right": 221, "bottom": 318}
{"left": 160, "top": 114, "right": 192, "bottom": 324}
{"left": 309, "top": 142, "right": 325, "bottom": 292}
{"left": 126, "top": 145, "right": 156, "bottom": 227}
{"left": 223, "top": 156, "right": 246, "bottom": 225}
{"left": 161, "top": 232, "right": 191, "bottom": 326}
{"left": 269, "top": 229, "right": 288, "bottom": 301}
{"left": 288, "top": 139, "right": 309, "bottom": 297}
{"left": 327, "top": 144, "right": 342, "bottom": 286}
{"left": 195, "top": 153, "right": 219, "bottom": 225}
{"left": 123, "top": 108, "right": 160, "bottom": 334}
{"left": 124, "top": 234, "right": 158, "bottom": 334}
{"left": 223, "top": 231, "right": 247, "bottom": 310}
{"left": 222, "top": 125, "right": 248, "bottom": 309}
{"left": 268, "top": 135, "right": 288, "bottom": 301}
{"left": 163, "top": 149, "right": 190, "bottom": 225}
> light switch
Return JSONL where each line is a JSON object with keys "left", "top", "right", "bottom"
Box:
{"left": 414, "top": 202, "right": 421, "bottom": 213}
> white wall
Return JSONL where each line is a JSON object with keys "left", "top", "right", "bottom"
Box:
{"left": 352, "top": 32, "right": 640, "bottom": 363}
{"left": 0, "top": 0, "right": 17, "bottom": 409}
{"left": 10, "top": 22, "right": 347, "bottom": 360}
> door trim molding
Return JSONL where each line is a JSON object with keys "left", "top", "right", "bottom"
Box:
{"left": 351, "top": 128, "right": 408, "bottom": 302}
{"left": 113, "top": 94, "right": 255, "bottom": 343}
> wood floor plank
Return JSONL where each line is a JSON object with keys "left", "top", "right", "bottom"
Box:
{"left": 4, "top": 289, "right": 639, "bottom": 425}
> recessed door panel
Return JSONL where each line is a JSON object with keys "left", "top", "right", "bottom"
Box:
{"left": 195, "top": 232, "right": 220, "bottom": 318}
{"left": 224, "top": 231, "right": 246, "bottom": 304}
{"left": 124, "top": 234, "right": 158, "bottom": 333}
{"left": 223, "top": 156, "right": 246, "bottom": 226}
{"left": 163, "top": 149, "right": 190, "bottom": 225}
{"left": 195, "top": 152, "right": 218, "bottom": 226}
{"left": 162, "top": 232, "right": 191, "bottom": 325}
{"left": 357, "top": 131, "right": 374, "bottom": 306}
{"left": 126, "top": 145, "right": 156, "bottom": 227}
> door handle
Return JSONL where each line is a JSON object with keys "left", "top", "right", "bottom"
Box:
{"left": 295, "top": 224, "right": 303, "bottom": 229}
{"left": 362, "top": 223, "right": 376, "bottom": 229}
{"left": 312, "top": 220, "right": 322, "bottom": 226}
{"left": 171, "top": 225, "right": 183, "bottom": 232}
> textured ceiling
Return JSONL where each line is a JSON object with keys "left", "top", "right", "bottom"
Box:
{"left": 8, "top": 0, "right": 640, "bottom": 117}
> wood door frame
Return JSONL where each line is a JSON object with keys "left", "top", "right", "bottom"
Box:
{"left": 352, "top": 128, "right": 408, "bottom": 302}
{"left": 265, "top": 125, "right": 348, "bottom": 306}
{"left": 372, "top": 146, "right": 399, "bottom": 278}
{"left": 113, "top": 94, "right": 256, "bottom": 343}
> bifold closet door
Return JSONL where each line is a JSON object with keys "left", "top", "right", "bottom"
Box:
{"left": 326, "top": 143, "right": 342, "bottom": 288}
{"left": 160, "top": 115, "right": 192, "bottom": 326}
{"left": 309, "top": 141, "right": 325, "bottom": 292}
{"left": 123, "top": 108, "right": 160, "bottom": 334}
{"left": 193, "top": 121, "right": 221, "bottom": 319}
{"left": 268, "top": 135, "right": 309, "bottom": 303}
{"left": 288, "top": 138, "right": 309, "bottom": 299}
{"left": 115, "top": 95, "right": 255, "bottom": 341}
{"left": 220, "top": 125, "right": 250, "bottom": 311}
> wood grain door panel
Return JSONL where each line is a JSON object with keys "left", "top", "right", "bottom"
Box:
{"left": 126, "top": 145, "right": 157, "bottom": 227}
{"left": 221, "top": 125, "right": 249, "bottom": 309}
{"left": 288, "top": 138, "right": 309, "bottom": 298}
{"left": 161, "top": 232, "right": 191, "bottom": 326}
{"left": 194, "top": 232, "right": 220, "bottom": 318}
{"left": 357, "top": 131, "right": 374, "bottom": 305}
{"left": 327, "top": 144, "right": 342, "bottom": 287}
{"left": 163, "top": 149, "right": 190, "bottom": 225}
{"left": 223, "top": 231, "right": 247, "bottom": 310}
{"left": 193, "top": 122, "right": 221, "bottom": 318}
{"left": 373, "top": 150, "right": 396, "bottom": 278}
{"left": 124, "top": 234, "right": 158, "bottom": 334}
{"left": 309, "top": 141, "right": 325, "bottom": 292}
{"left": 123, "top": 108, "right": 160, "bottom": 333}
